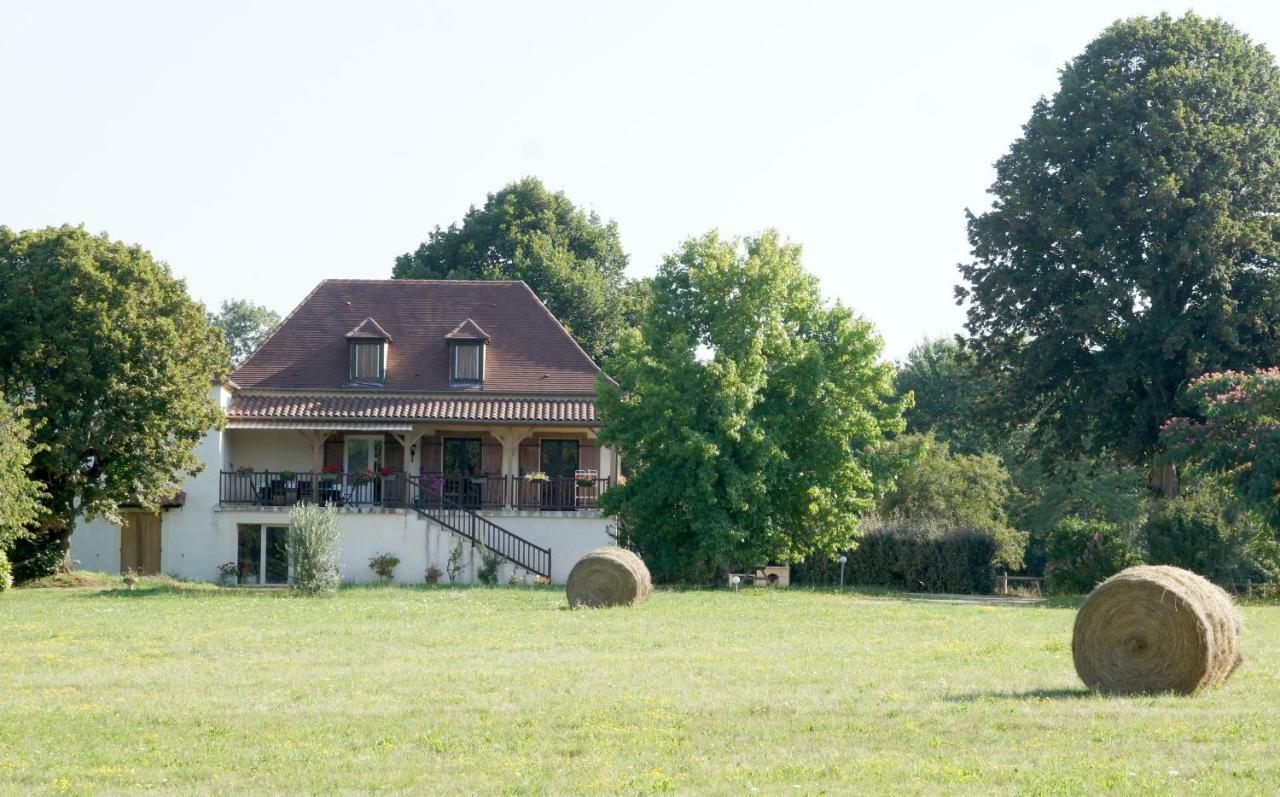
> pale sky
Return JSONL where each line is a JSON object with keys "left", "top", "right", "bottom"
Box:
{"left": 4, "top": 1, "right": 1280, "bottom": 361}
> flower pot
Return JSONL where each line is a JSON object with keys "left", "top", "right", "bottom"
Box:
{"left": 219, "top": 573, "right": 238, "bottom": 587}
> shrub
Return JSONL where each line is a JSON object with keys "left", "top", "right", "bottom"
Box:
{"left": 878, "top": 434, "right": 1027, "bottom": 570}
{"left": 837, "top": 517, "right": 1000, "bottom": 594}
{"left": 477, "top": 545, "right": 502, "bottom": 585}
{"left": 7, "top": 533, "right": 65, "bottom": 585}
{"left": 368, "top": 552, "right": 400, "bottom": 581}
{"left": 287, "top": 503, "right": 341, "bottom": 595}
{"left": 0, "top": 547, "right": 11, "bottom": 592}
{"left": 1043, "top": 517, "right": 1142, "bottom": 594}
{"left": 1142, "top": 485, "right": 1279, "bottom": 584}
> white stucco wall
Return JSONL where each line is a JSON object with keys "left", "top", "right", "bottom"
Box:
{"left": 224, "top": 429, "right": 315, "bottom": 472}
{"left": 70, "top": 384, "right": 619, "bottom": 584}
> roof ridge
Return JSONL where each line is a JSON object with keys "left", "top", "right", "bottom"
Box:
{"left": 323, "top": 278, "right": 525, "bottom": 286}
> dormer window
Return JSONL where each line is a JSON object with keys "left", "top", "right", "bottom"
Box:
{"left": 452, "top": 342, "right": 483, "bottom": 383}
{"left": 345, "top": 317, "right": 393, "bottom": 384}
{"left": 445, "top": 318, "right": 490, "bottom": 386}
{"left": 351, "top": 342, "right": 385, "bottom": 381}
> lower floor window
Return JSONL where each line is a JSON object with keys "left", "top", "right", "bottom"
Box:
{"left": 237, "top": 524, "right": 289, "bottom": 585}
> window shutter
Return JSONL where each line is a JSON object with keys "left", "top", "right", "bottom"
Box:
{"left": 482, "top": 442, "right": 503, "bottom": 474}
{"left": 580, "top": 444, "right": 600, "bottom": 472}
{"left": 323, "top": 439, "right": 343, "bottom": 470}
{"left": 385, "top": 437, "right": 403, "bottom": 472}
{"left": 519, "top": 441, "right": 539, "bottom": 474}
{"left": 420, "top": 439, "right": 442, "bottom": 474}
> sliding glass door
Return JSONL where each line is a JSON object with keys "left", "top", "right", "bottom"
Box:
{"left": 237, "top": 524, "right": 289, "bottom": 585}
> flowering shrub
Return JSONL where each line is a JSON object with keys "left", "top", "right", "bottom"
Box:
{"left": 1043, "top": 517, "right": 1141, "bottom": 594}
{"left": 419, "top": 473, "right": 445, "bottom": 494}
{"left": 1162, "top": 368, "right": 1280, "bottom": 524}
{"left": 369, "top": 552, "right": 400, "bottom": 579}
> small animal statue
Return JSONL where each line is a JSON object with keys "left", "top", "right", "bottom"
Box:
{"left": 123, "top": 568, "right": 139, "bottom": 590}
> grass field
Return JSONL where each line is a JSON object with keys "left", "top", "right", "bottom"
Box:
{"left": 2, "top": 581, "right": 1279, "bottom": 795}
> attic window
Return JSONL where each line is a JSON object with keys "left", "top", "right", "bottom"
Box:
{"left": 351, "top": 342, "right": 385, "bottom": 381}
{"left": 452, "top": 343, "right": 483, "bottom": 384}
{"left": 345, "top": 317, "right": 392, "bottom": 383}
{"left": 445, "top": 317, "right": 490, "bottom": 386}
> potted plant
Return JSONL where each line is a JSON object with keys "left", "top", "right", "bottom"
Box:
{"left": 278, "top": 469, "right": 296, "bottom": 481}
{"left": 469, "top": 473, "right": 489, "bottom": 485}
{"left": 523, "top": 471, "right": 550, "bottom": 483}
{"left": 235, "top": 465, "right": 254, "bottom": 476}
{"left": 369, "top": 552, "right": 400, "bottom": 583}
{"left": 216, "top": 561, "right": 239, "bottom": 586}
{"left": 425, "top": 565, "right": 443, "bottom": 585}
{"left": 354, "top": 468, "right": 376, "bottom": 485}
{"left": 321, "top": 464, "right": 343, "bottom": 477}
{"left": 576, "top": 474, "right": 596, "bottom": 489}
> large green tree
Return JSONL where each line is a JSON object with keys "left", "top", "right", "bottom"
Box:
{"left": 598, "top": 231, "right": 906, "bottom": 582}
{"left": 393, "top": 177, "right": 638, "bottom": 361}
{"left": 211, "top": 298, "right": 281, "bottom": 367}
{"left": 895, "top": 337, "right": 1000, "bottom": 455}
{"left": 0, "top": 398, "right": 43, "bottom": 548}
{"left": 0, "top": 226, "right": 226, "bottom": 552}
{"left": 958, "top": 13, "right": 1280, "bottom": 488}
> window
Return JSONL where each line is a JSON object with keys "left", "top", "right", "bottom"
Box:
{"left": 540, "top": 439, "right": 580, "bottom": 479}
{"left": 351, "top": 342, "right": 384, "bottom": 381}
{"left": 452, "top": 342, "right": 483, "bottom": 383}
{"left": 237, "top": 524, "right": 290, "bottom": 585}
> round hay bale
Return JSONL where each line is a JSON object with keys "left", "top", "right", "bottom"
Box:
{"left": 1072, "top": 565, "right": 1243, "bottom": 695}
{"left": 566, "top": 547, "right": 652, "bottom": 608}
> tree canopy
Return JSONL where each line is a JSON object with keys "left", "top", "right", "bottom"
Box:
{"left": 392, "top": 177, "right": 638, "bottom": 361}
{"left": 958, "top": 13, "right": 1280, "bottom": 468}
{"left": 1162, "top": 368, "right": 1280, "bottom": 524}
{"left": 895, "top": 338, "right": 1000, "bottom": 455}
{"left": 211, "top": 299, "right": 281, "bottom": 367}
{"left": 597, "top": 230, "right": 906, "bottom": 582}
{"left": 877, "top": 434, "right": 1025, "bottom": 568}
{"left": 0, "top": 398, "right": 43, "bottom": 548}
{"left": 0, "top": 226, "right": 226, "bottom": 542}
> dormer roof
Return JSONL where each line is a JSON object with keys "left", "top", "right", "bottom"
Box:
{"left": 345, "top": 317, "right": 393, "bottom": 341}
{"left": 444, "top": 318, "right": 490, "bottom": 342}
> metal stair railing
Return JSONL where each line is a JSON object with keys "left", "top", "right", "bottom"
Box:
{"left": 404, "top": 475, "right": 551, "bottom": 579}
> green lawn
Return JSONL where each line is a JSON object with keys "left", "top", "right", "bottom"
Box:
{"left": 2, "top": 582, "right": 1279, "bottom": 795}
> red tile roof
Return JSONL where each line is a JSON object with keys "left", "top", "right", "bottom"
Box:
{"left": 232, "top": 280, "right": 605, "bottom": 394}
{"left": 229, "top": 393, "right": 598, "bottom": 424}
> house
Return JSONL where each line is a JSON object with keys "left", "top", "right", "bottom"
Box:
{"left": 71, "top": 279, "right": 621, "bottom": 584}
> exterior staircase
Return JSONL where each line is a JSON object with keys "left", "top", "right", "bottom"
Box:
{"left": 411, "top": 485, "right": 551, "bottom": 579}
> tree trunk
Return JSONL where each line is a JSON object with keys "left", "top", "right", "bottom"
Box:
{"left": 1150, "top": 461, "right": 1179, "bottom": 499}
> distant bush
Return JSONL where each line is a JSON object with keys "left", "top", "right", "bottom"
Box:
{"left": 287, "top": 503, "right": 341, "bottom": 595}
{"left": 838, "top": 517, "right": 1000, "bottom": 594}
{"left": 1043, "top": 517, "right": 1142, "bottom": 594}
{"left": 1142, "top": 485, "right": 1279, "bottom": 585}
{"left": 0, "top": 547, "right": 11, "bottom": 592}
{"left": 877, "top": 434, "right": 1027, "bottom": 570}
{"left": 7, "top": 534, "right": 64, "bottom": 585}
